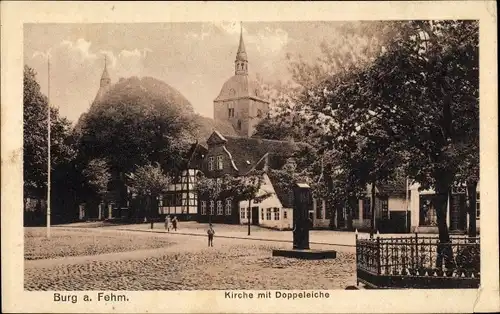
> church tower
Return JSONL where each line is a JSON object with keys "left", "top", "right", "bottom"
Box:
{"left": 213, "top": 23, "right": 270, "bottom": 137}
{"left": 93, "top": 55, "right": 112, "bottom": 105}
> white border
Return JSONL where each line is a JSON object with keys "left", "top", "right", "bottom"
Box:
{"left": 1, "top": 1, "right": 498, "bottom": 313}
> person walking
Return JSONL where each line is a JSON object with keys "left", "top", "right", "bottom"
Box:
{"left": 165, "top": 215, "right": 171, "bottom": 232}
{"left": 207, "top": 223, "right": 215, "bottom": 247}
{"left": 172, "top": 216, "right": 178, "bottom": 231}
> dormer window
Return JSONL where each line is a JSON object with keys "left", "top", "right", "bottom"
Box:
{"left": 217, "top": 155, "right": 223, "bottom": 170}
{"left": 208, "top": 157, "right": 214, "bottom": 171}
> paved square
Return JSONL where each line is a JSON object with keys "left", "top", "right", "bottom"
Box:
{"left": 24, "top": 225, "right": 356, "bottom": 290}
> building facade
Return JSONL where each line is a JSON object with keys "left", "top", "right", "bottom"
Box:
{"left": 409, "top": 182, "right": 480, "bottom": 234}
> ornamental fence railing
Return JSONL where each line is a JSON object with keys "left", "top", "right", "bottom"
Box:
{"left": 356, "top": 234, "right": 480, "bottom": 289}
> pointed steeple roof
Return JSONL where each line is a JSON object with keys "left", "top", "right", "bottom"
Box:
{"left": 235, "top": 22, "right": 247, "bottom": 62}
{"left": 101, "top": 55, "right": 110, "bottom": 82}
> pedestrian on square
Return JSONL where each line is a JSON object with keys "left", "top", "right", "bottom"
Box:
{"left": 165, "top": 215, "right": 171, "bottom": 232}
{"left": 172, "top": 216, "right": 178, "bottom": 231}
{"left": 207, "top": 223, "right": 215, "bottom": 247}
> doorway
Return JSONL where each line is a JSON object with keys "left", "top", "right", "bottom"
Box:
{"left": 251, "top": 206, "right": 259, "bottom": 225}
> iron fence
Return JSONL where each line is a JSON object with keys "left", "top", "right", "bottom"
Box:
{"left": 356, "top": 234, "right": 480, "bottom": 289}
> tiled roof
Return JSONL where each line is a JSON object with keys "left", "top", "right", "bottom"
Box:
{"left": 267, "top": 171, "right": 294, "bottom": 208}
{"left": 223, "top": 136, "right": 309, "bottom": 175}
{"left": 192, "top": 115, "right": 238, "bottom": 144}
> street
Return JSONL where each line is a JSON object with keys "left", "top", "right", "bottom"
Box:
{"left": 24, "top": 224, "right": 356, "bottom": 290}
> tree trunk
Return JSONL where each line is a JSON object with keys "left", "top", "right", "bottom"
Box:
{"left": 466, "top": 181, "right": 478, "bottom": 239}
{"left": 434, "top": 182, "right": 454, "bottom": 269}
{"left": 150, "top": 195, "right": 155, "bottom": 229}
{"left": 370, "top": 182, "right": 376, "bottom": 237}
{"left": 346, "top": 196, "right": 356, "bottom": 231}
{"left": 247, "top": 199, "right": 252, "bottom": 236}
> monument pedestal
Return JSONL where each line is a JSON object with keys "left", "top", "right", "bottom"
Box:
{"left": 272, "top": 249, "right": 337, "bottom": 260}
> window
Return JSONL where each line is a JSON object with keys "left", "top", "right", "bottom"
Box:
{"left": 201, "top": 201, "right": 206, "bottom": 215}
{"left": 209, "top": 200, "right": 215, "bottom": 215}
{"left": 380, "top": 197, "right": 389, "bottom": 220}
{"left": 362, "top": 197, "right": 371, "bottom": 219}
{"left": 240, "top": 208, "right": 246, "bottom": 219}
{"left": 274, "top": 208, "right": 280, "bottom": 220}
{"left": 283, "top": 210, "right": 287, "bottom": 219}
{"left": 217, "top": 200, "right": 223, "bottom": 215}
{"left": 266, "top": 208, "right": 272, "bottom": 220}
{"left": 261, "top": 208, "right": 264, "bottom": 220}
{"left": 257, "top": 109, "right": 263, "bottom": 118}
{"left": 237, "top": 120, "right": 242, "bottom": 130}
{"left": 175, "top": 193, "right": 183, "bottom": 206}
{"left": 217, "top": 155, "right": 223, "bottom": 170}
{"left": 225, "top": 199, "right": 232, "bottom": 215}
{"left": 228, "top": 108, "right": 235, "bottom": 118}
{"left": 476, "top": 192, "right": 480, "bottom": 219}
{"left": 419, "top": 195, "right": 437, "bottom": 226}
{"left": 208, "top": 157, "right": 214, "bottom": 171}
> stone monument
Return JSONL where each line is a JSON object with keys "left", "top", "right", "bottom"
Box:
{"left": 272, "top": 183, "right": 336, "bottom": 259}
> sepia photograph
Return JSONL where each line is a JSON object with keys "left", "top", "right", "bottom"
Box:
{"left": 2, "top": 1, "right": 498, "bottom": 313}
{"left": 23, "top": 19, "right": 481, "bottom": 291}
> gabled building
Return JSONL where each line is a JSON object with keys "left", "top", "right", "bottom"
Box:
{"left": 197, "top": 131, "right": 307, "bottom": 229}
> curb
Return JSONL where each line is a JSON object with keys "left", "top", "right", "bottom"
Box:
{"left": 115, "top": 228, "right": 356, "bottom": 248}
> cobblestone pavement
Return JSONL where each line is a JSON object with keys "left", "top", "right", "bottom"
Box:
{"left": 24, "top": 228, "right": 356, "bottom": 290}
{"left": 25, "top": 228, "right": 176, "bottom": 260}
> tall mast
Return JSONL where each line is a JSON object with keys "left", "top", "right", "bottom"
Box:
{"left": 47, "top": 56, "right": 51, "bottom": 238}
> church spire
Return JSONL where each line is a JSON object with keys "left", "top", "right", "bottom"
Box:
{"left": 100, "top": 55, "right": 111, "bottom": 87}
{"left": 235, "top": 22, "right": 248, "bottom": 75}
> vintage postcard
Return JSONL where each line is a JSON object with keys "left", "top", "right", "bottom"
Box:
{"left": 1, "top": 1, "right": 499, "bottom": 313}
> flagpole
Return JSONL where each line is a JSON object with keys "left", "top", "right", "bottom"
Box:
{"left": 47, "top": 55, "right": 51, "bottom": 238}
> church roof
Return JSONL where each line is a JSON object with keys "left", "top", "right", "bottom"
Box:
{"left": 214, "top": 75, "right": 268, "bottom": 103}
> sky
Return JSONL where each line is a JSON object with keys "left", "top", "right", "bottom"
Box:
{"left": 24, "top": 22, "right": 356, "bottom": 123}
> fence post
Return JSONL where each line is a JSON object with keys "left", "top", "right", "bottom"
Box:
{"left": 376, "top": 237, "right": 381, "bottom": 275}
{"left": 355, "top": 231, "right": 358, "bottom": 286}
{"left": 414, "top": 233, "right": 418, "bottom": 270}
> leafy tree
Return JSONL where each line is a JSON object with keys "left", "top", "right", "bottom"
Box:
{"left": 82, "top": 158, "right": 111, "bottom": 202}
{"left": 362, "top": 21, "right": 479, "bottom": 259}
{"left": 23, "top": 65, "right": 76, "bottom": 222}
{"left": 297, "top": 20, "right": 478, "bottom": 265}
{"left": 78, "top": 77, "right": 198, "bottom": 176}
{"left": 222, "top": 172, "right": 272, "bottom": 235}
{"left": 126, "top": 163, "right": 171, "bottom": 228}
{"left": 196, "top": 174, "right": 225, "bottom": 223}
